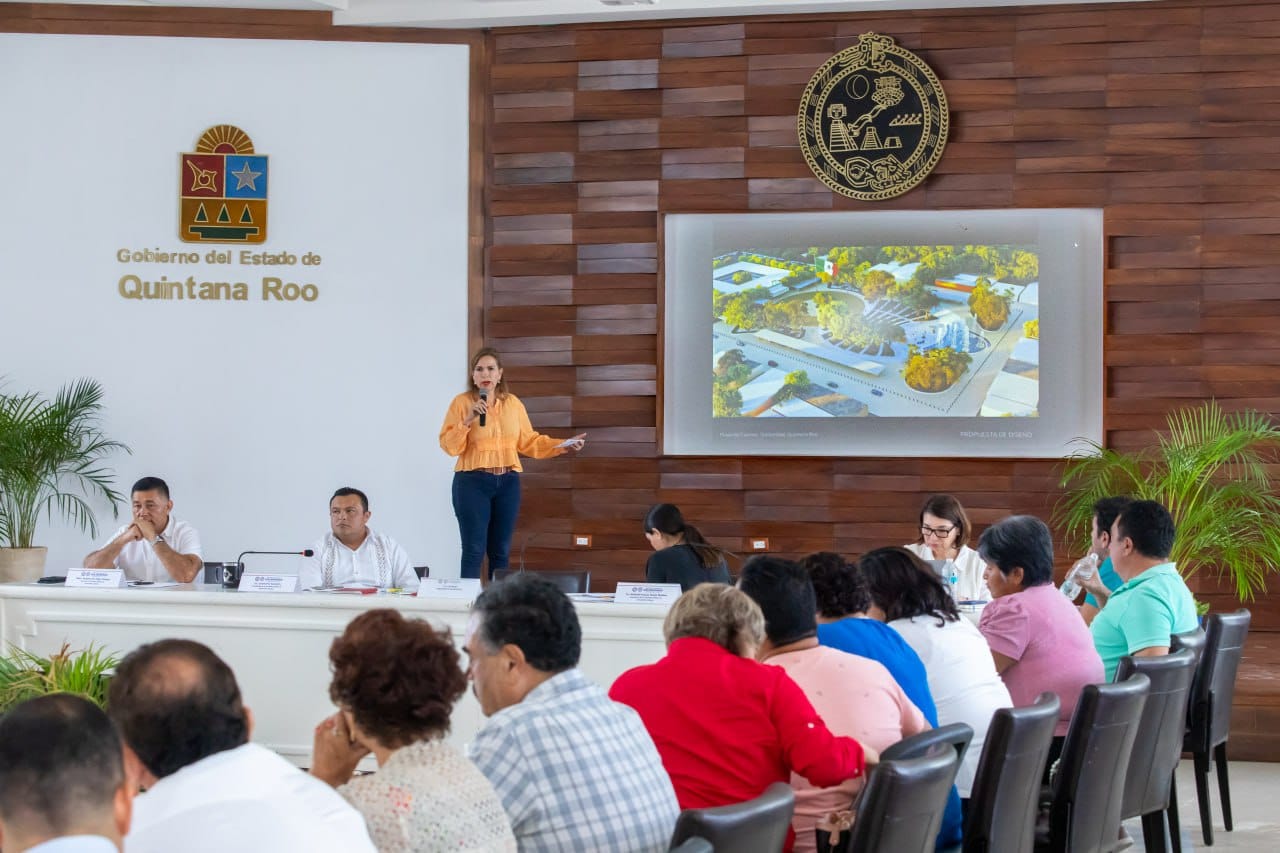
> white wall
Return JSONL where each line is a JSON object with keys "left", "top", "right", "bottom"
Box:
{"left": 0, "top": 34, "right": 471, "bottom": 576}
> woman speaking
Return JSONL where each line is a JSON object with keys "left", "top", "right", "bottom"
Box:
{"left": 439, "top": 348, "right": 584, "bottom": 580}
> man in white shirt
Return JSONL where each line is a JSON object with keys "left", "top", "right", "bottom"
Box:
{"left": 83, "top": 477, "right": 202, "bottom": 583}
{"left": 0, "top": 694, "right": 133, "bottom": 853}
{"left": 108, "top": 639, "right": 375, "bottom": 853}
{"left": 298, "top": 487, "right": 417, "bottom": 590}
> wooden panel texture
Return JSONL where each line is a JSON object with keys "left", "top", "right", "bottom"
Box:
{"left": 6, "top": 2, "right": 1280, "bottom": 617}
{"left": 484, "top": 0, "right": 1280, "bottom": 610}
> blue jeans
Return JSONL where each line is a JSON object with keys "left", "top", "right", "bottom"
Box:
{"left": 452, "top": 470, "right": 521, "bottom": 580}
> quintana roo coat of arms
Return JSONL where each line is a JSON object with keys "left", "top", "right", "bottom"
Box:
{"left": 179, "top": 125, "right": 269, "bottom": 243}
{"left": 797, "top": 33, "right": 950, "bottom": 201}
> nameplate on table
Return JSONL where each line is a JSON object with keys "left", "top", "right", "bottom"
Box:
{"left": 238, "top": 573, "right": 299, "bottom": 593}
{"left": 65, "top": 569, "right": 127, "bottom": 589}
{"left": 614, "top": 583, "right": 682, "bottom": 606}
{"left": 417, "top": 578, "right": 481, "bottom": 600}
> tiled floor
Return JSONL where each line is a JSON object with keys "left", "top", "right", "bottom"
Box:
{"left": 1129, "top": 759, "right": 1280, "bottom": 851}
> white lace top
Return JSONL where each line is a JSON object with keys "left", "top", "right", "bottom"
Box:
{"left": 339, "top": 740, "right": 516, "bottom": 853}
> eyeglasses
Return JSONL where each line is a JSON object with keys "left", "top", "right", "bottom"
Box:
{"left": 921, "top": 524, "right": 956, "bottom": 538}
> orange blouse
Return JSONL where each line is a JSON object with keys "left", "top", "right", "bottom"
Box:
{"left": 438, "top": 391, "right": 565, "bottom": 472}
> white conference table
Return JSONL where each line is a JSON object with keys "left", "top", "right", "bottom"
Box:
{"left": 0, "top": 583, "right": 669, "bottom": 766}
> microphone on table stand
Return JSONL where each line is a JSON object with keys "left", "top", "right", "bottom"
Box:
{"left": 479, "top": 389, "right": 488, "bottom": 427}
{"left": 236, "top": 549, "right": 314, "bottom": 571}
{"left": 233, "top": 549, "right": 314, "bottom": 584}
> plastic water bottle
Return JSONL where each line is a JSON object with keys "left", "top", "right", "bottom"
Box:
{"left": 945, "top": 560, "right": 960, "bottom": 599}
{"left": 1060, "top": 552, "right": 1099, "bottom": 600}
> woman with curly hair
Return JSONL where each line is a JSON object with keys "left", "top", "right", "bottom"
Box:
{"left": 310, "top": 609, "right": 515, "bottom": 852}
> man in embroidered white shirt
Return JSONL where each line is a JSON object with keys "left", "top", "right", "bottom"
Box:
{"left": 298, "top": 487, "right": 418, "bottom": 590}
{"left": 83, "top": 476, "right": 202, "bottom": 583}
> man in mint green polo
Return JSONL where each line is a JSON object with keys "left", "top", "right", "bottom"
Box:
{"left": 1090, "top": 499, "right": 1199, "bottom": 681}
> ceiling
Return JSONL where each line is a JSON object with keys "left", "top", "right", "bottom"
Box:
{"left": 13, "top": 0, "right": 1161, "bottom": 29}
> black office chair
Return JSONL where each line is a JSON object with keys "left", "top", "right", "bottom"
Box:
{"left": 1171, "top": 625, "right": 1206, "bottom": 666}
{"left": 668, "top": 839, "right": 713, "bottom": 853}
{"left": 490, "top": 568, "right": 590, "bottom": 593}
{"left": 881, "top": 721, "right": 974, "bottom": 767}
{"left": 1115, "top": 649, "right": 1197, "bottom": 853}
{"left": 668, "top": 782, "right": 794, "bottom": 853}
{"left": 1036, "top": 673, "right": 1150, "bottom": 853}
{"left": 1164, "top": 626, "right": 1206, "bottom": 853}
{"left": 882, "top": 722, "right": 971, "bottom": 852}
{"left": 845, "top": 745, "right": 960, "bottom": 853}
{"left": 963, "top": 692, "right": 1060, "bottom": 853}
{"left": 1182, "top": 609, "right": 1251, "bottom": 846}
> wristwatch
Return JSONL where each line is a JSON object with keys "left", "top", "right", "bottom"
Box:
{"left": 153, "top": 534, "right": 165, "bottom": 546}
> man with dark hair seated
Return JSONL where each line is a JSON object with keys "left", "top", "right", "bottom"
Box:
{"left": 108, "top": 639, "right": 375, "bottom": 853}
{"left": 0, "top": 694, "right": 132, "bottom": 853}
{"left": 83, "top": 476, "right": 203, "bottom": 583}
{"left": 465, "top": 574, "right": 678, "bottom": 852}
{"left": 1090, "top": 499, "right": 1199, "bottom": 681}
{"left": 298, "top": 487, "right": 418, "bottom": 590}
{"left": 739, "top": 556, "right": 926, "bottom": 853}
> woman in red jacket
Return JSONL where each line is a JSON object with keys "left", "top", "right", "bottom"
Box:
{"left": 610, "top": 583, "right": 874, "bottom": 852}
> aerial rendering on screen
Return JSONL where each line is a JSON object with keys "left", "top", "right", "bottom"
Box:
{"left": 711, "top": 243, "right": 1040, "bottom": 419}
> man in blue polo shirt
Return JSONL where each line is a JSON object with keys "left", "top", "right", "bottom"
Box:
{"left": 1073, "top": 495, "right": 1131, "bottom": 625}
{"left": 1090, "top": 499, "right": 1199, "bottom": 681}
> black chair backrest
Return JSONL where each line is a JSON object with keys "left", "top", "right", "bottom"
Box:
{"left": 963, "top": 692, "right": 1059, "bottom": 853}
{"left": 880, "top": 721, "right": 974, "bottom": 768}
{"left": 668, "top": 782, "right": 794, "bottom": 853}
{"left": 1190, "top": 609, "right": 1251, "bottom": 750}
{"left": 847, "top": 745, "right": 959, "bottom": 853}
{"left": 1047, "top": 673, "right": 1150, "bottom": 853}
{"left": 1115, "top": 649, "right": 1197, "bottom": 818}
{"left": 668, "top": 838, "right": 713, "bottom": 853}
{"left": 490, "top": 568, "right": 591, "bottom": 594}
{"left": 1171, "top": 625, "right": 1206, "bottom": 667}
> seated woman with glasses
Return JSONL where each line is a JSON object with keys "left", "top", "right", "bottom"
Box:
{"left": 905, "top": 493, "right": 989, "bottom": 600}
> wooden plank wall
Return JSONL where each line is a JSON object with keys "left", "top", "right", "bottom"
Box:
{"left": 488, "top": 0, "right": 1280, "bottom": 615}
{"left": 4, "top": 0, "right": 1278, "bottom": 610}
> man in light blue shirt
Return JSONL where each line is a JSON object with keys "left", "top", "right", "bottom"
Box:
{"left": 1090, "top": 500, "right": 1199, "bottom": 681}
{"left": 0, "top": 694, "right": 132, "bottom": 853}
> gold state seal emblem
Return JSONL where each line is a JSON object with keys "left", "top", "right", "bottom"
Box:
{"left": 798, "top": 33, "right": 949, "bottom": 201}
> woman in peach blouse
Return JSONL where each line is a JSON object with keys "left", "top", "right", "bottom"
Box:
{"left": 439, "top": 348, "right": 585, "bottom": 579}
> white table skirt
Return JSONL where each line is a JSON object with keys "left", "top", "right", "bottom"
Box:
{"left": 0, "top": 583, "right": 669, "bottom": 766}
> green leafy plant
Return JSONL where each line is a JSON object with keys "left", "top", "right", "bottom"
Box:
{"left": 0, "top": 643, "right": 118, "bottom": 712}
{"left": 0, "top": 378, "right": 131, "bottom": 548}
{"left": 1057, "top": 401, "right": 1280, "bottom": 601}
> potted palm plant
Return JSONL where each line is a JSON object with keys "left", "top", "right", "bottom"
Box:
{"left": 0, "top": 378, "right": 130, "bottom": 582}
{"left": 0, "top": 643, "right": 118, "bottom": 713}
{"left": 1056, "top": 400, "right": 1280, "bottom": 602}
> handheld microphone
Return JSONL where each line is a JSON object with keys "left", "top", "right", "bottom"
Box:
{"left": 479, "top": 389, "right": 488, "bottom": 427}
{"left": 236, "top": 549, "right": 314, "bottom": 570}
